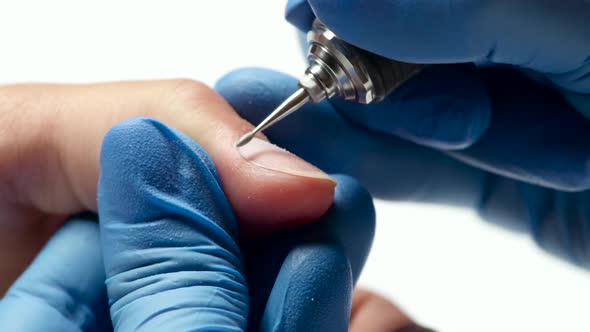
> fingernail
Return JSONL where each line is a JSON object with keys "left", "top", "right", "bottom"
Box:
{"left": 238, "top": 137, "right": 335, "bottom": 183}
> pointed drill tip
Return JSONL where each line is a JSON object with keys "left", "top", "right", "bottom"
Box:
{"left": 235, "top": 132, "right": 254, "bottom": 148}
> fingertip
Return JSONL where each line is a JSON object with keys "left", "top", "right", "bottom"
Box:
{"left": 261, "top": 244, "right": 352, "bottom": 332}
{"left": 322, "top": 175, "right": 375, "bottom": 282}
{"left": 332, "top": 175, "right": 374, "bottom": 215}
{"left": 227, "top": 157, "right": 336, "bottom": 237}
{"left": 98, "top": 117, "right": 238, "bottom": 238}
{"left": 99, "top": 119, "right": 250, "bottom": 330}
{"left": 331, "top": 175, "right": 376, "bottom": 241}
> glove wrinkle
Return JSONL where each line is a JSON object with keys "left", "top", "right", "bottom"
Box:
{"left": 99, "top": 118, "right": 249, "bottom": 331}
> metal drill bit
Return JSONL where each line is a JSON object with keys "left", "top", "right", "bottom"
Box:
{"left": 236, "top": 87, "right": 310, "bottom": 147}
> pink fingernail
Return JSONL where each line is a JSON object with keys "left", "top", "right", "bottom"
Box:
{"left": 237, "top": 138, "right": 335, "bottom": 183}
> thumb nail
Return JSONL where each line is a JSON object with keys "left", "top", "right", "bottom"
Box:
{"left": 238, "top": 137, "right": 335, "bottom": 183}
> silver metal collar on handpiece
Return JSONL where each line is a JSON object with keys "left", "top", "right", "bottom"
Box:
{"left": 236, "top": 20, "right": 425, "bottom": 147}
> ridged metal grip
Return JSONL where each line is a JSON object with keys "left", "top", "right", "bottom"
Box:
{"left": 299, "top": 20, "right": 425, "bottom": 104}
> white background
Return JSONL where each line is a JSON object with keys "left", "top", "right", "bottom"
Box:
{"left": 1, "top": 1, "right": 588, "bottom": 331}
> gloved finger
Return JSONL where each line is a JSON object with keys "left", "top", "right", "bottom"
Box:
{"left": 262, "top": 175, "right": 375, "bottom": 331}
{"left": 98, "top": 118, "right": 248, "bottom": 331}
{"left": 287, "top": 0, "right": 590, "bottom": 94}
{"left": 242, "top": 175, "right": 375, "bottom": 331}
{"left": 0, "top": 216, "right": 111, "bottom": 332}
{"left": 260, "top": 244, "right": 352, "bottom": 332}
{"left": 329, "top": 64, "right": 491, "bottom": 150}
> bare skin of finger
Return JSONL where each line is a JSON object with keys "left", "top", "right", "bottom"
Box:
{"left": 350, "top": 288, "right": 435, "bottom": 332}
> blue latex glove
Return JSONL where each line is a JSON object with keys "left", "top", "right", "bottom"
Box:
{"left": 0, "top": 216, "right": 112, "bottom": 331}
{"left": 215, "top": 0, "right": 590, "bottom": 268}
{"left": 0, "top": 118, "right": 375, "bottom": 331}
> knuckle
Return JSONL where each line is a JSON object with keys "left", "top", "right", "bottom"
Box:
{"left": 166, "top": 79, "right": 218, "bottom": 110}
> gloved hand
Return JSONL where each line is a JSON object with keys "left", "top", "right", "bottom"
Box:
{"left": 0, "top": 80, "right": 335, "bottom": 291}
{"left": 0, "top": 118, "right": 381, "bottom": 331}
{"left": 215, "top": 0, "right": 590, "bottom": 267}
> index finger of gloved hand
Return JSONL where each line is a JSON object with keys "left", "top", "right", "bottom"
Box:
{"left": 335, "top": 65, "right": 590, "bottom": 190}
{"left": 0, "top": 80, "right": 335, "bottom": 231}
{"left": 242, "top": 175, "right": 375, "bottom": 331}
{"left": 98, "top": 118, "right": 248, "bottom": 331}
{"left": 0, "top": 216, "right": 111, "bottom": 332}
{"left": 287, "top": 0, "right": 590, "bottom": 93}
{"left": 216, "top": 68, "right": 488, "bottom": 207}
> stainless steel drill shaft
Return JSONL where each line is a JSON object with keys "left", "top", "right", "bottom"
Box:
{"left": 236, "top": 88, "right": 310, "bottom": 147}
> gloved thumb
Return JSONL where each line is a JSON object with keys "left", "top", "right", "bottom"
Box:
{"left": 98, "top": 118, "right": 248, "bottom": 331}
